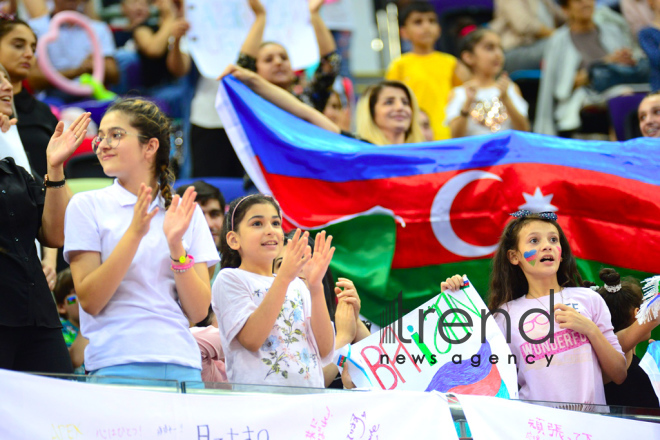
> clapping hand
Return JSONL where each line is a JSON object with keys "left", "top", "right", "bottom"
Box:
{"left": 302, "top": 231, "right": 335, "bottom": 289}
{"left": 335, "top": 277, "right": 361, "bottom": 322}
{"left": 277, "top": 229, "right": 311, "bottom": 282}
{"left": 496, "top": 72, "right": 510, "bottom": 101}
{"left": 335, "top": 299, "right": 357, "bottom": 345}
{"left": 46, "top": 112, "right": 91, "bottom": 169}
{"left": 163, "top": 186, "right": 197, "bottom": 247}
{"left": 129, "top": 183, "right": 160, "bottom": 239}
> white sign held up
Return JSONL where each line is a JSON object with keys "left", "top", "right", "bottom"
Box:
{"left": 186, "top": 0, "right": 320, "bottom": 79}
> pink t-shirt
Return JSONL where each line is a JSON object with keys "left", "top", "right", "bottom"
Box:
{"left": 494, "top": 287, "right": 623, "bottom": 405}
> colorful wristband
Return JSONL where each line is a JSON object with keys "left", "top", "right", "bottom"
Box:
{"left": 170, "top": 251, "right": 188, "bottom": 264}
{"left": 171, "top": 254, "right": 194, "bottom": 273}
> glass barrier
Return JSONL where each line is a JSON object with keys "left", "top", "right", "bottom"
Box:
{"left": 181, "top": 380, "right": 358, "bottom": 395}
{"left": 518, "top": 398, "right": 660, "bottom": 423}
{"left": 32, "top": 372, "right": 180, "bottom": 393}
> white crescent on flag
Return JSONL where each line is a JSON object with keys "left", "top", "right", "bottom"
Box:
{"left": 430, "top": 170, "right": 502, "bottom": 257}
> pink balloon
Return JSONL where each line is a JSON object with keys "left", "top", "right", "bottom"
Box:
{"left": 36, "top": 11, "right": 105, "bottom": 97}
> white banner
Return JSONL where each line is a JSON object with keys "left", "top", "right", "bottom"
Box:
{"left": 186, "top": 0, "right": 319, "bottom": 79}
{"left": 459, "top": 394, "right": 660, "bottom": 440}
{"left": 344, "top": 278, "right": 518, "bottom": 398}
{"left": 0, "top": 369, "right": 458, "bottom": 439}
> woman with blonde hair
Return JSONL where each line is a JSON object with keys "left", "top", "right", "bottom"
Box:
{"left": 221, "top": 66, "right": 425, "bottom": 145}
{"left": 355, "top": 80, "right": 425, "bottom": 145}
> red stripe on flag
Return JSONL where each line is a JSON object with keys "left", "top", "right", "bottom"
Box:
{"left": 262, "top": 162, "right": 660, "bottom": 273}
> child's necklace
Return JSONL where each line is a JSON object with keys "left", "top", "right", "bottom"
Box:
{"left": 526, "top": 288, "right": 564, "bottom": 312}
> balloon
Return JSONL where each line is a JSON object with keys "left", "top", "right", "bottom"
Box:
{"left": 36, "top": 11, "right": 105, "bottom": 97}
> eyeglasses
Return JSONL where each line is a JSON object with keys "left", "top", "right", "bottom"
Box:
{"left": 92, "top": 128, "right": 149, "bottom": 154}
{"left": 65, "top": 293, "right": 77, "bottom": 305}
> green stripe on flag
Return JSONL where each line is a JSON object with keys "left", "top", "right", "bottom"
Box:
{"left": 314, "top": 213, "right": 659, "bottom": 356}
{"left": 314, "top": 213, "right": 397, "bottom": 309}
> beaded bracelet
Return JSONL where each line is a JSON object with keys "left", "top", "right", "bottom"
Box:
{"left": 171, "top": 254, "right": 195, "bottom": 273}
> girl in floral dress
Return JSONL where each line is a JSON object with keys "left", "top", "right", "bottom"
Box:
{"left": 212, "top": 195, "right": 335, "bottom": 386}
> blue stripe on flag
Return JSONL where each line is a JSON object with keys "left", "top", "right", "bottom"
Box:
{"left": 221, "top": 76, "right": 660, "bottom": 185}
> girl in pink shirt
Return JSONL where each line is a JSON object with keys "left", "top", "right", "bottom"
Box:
{"left": 442, "top": 211, "right": 626, "bottom": 405}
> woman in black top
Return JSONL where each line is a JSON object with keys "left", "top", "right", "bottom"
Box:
{"left": 0, "top": 65, "right": 91, "bottom": 373}
{"left": 0, "top": 15, "right": 58, "bottom": 178}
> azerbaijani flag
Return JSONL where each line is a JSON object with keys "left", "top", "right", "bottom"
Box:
{"left": 215, "top": 76, "right": 660, "bottom": 332}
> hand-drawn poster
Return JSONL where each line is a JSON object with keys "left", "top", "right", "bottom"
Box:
{"left": 459, "top": 394, "right": 660, "bottom": 440}
{"left": 343, "top": 277, "right": 519, "bottom": 398}
{"left": 186, "top": 0, "right": 319, "bottom": 79}
{"left": 0, "top": 369, "right": 459, "bottom": 439}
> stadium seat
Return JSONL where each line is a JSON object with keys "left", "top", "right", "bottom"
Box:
{"left": 608, "top": 93, "right": 646, "bottom": 141}
{"left": 174, "top": 177, "right": 249, "bottom": 204}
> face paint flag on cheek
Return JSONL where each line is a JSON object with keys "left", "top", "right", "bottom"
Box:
{"left": 524, "top": 250, "right": 537, "bottom": 266}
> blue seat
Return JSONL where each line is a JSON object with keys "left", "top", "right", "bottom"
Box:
{"left": 509, "top": 70, "right": 541, "bottom": 82}
{"left": 173, "top": 177, "right": 249, "bottom": 203}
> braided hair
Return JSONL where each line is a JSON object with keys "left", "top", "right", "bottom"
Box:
{"left": 105, "top": 98, "right": 174, "bottom": 208}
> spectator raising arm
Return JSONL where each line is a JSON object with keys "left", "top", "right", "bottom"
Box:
{"left": 239, "top": 0, "right": 267, "bottom": 58}
{"left": 220, "top": 64, "right": 340, "bottom": 134}
{"left": 133, "top": 0, "right": 176, "bottom": 58}
{"left": 166, "top": 20, "right": 191, "bottom": 78}
{"left": 309, "top": 0, "right": 336, "bottom": 58}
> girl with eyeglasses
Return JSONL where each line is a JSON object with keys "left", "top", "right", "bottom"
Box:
{"left": 63, "top": 98, "right": 219, "bottom": 384}
{"left": 441, "top": 212, "right": 626, "bottom": 405}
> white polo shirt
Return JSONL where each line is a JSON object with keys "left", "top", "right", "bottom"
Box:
{"left": 63, "top": 180, "right": 220, "bottom": 371}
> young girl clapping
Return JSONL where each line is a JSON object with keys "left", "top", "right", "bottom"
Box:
{"left": 65, "top": 98, "right": 219, "bottom": 383}
{"left": 213, "top": 195, "right": 335, "bottom": 387}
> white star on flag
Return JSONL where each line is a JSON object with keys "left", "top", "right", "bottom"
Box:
{"left": 518, "top": 187, "right": 558, "bottom": 213}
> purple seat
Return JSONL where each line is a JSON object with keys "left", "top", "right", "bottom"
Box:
{"left": 608, "top": 93, "right": 647, "bottom": 141}
{"left": 429, "top": 0, "right": 494, "bottom": 17}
